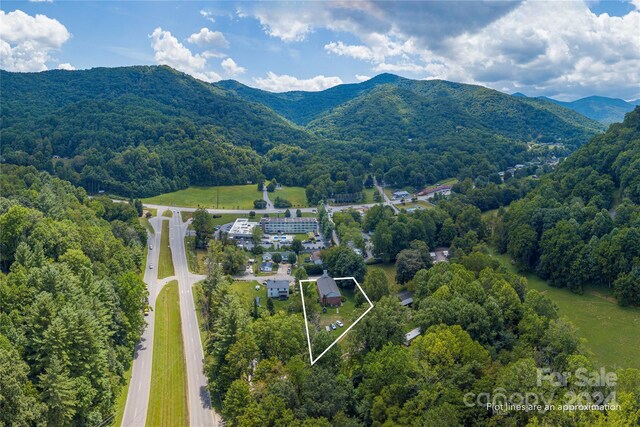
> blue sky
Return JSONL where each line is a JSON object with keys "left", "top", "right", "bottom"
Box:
{"left": 1, "top": 1, "right": 639, "bottom": 100}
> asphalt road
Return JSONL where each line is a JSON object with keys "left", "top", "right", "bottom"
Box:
{"left": 121, "top": 216, "right": 164, "bottom": 427}
{"left": 169, "top": 212, "right": 218, "bottom": 427}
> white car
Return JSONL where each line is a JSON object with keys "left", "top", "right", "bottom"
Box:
{"left": 149, "top": 264, "right": 154, "bottom": 269}
{"left": 336, "top": 320, "right": 344, "bottom": 327}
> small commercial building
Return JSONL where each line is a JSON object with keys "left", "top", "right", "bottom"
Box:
{"left": 260, "top": 217, "right": 319, "bottom": 234}
{"left": 392, "top": 190, "right": 411, "bottom": 200}
{"left": 228, "top": 218, "right": 259, "bottom": 238}
{"left": 316, "top": 270, "right": 342, "bottom": 307}
{"left": 266, "top": 279, "right": 290, "bottom": 299}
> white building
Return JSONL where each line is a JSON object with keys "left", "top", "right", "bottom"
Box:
{"left": 228, "top": 218, "right": 258, "bottom": 238}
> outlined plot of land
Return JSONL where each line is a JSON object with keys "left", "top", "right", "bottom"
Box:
{"left": 300, "top": 275, "right": 374, "bottom": 365}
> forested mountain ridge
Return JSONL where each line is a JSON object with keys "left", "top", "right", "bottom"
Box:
{"left": 523, "top": 94, "right": 640, "bottom": 125}
{"left": 0, "top": 165, "right": 148, "bottom": 425}
{"left": 218, "top": 73, "right": 604, "bottom": 147}
{"left": 496, "top": 107, "right": 640, "bottom": 305}
{"left": 2, "top": 66, "right": 603, "bottom": 198}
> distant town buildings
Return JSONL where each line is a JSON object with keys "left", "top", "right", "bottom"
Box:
{"left": 417, "top": 184, "right": 452, "bottom": 197}
{"left": 260, "top": 217, "right": 318, "bottom": 234}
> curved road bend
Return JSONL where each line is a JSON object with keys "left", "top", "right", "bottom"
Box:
{"left": 170, "top": 213, "right": 218, "bottom": 427}
{"left": 121, "top": 215, "right": 165, "bottom": 427}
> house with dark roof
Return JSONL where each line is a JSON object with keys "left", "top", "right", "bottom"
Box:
{"left": 316, "top": 270, "right": 341, "bottom": 307}
{"left": 260, "top": 261, "right": 273, "bottom": 272}
{"left": 397, "top": 290, "right": 414, "bottom": 307}
{"left": 266, "top": 279, "right": 289, "bottom": 299}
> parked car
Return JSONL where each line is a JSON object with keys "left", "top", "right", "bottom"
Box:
{"left": 336, "top": 320, "right": 344, "bottom": 327}
{"left": 325, "top": 326, "right": 330, "bottom": 332}
{"left": 330, "top": 323, "right": 337, "bottom": 330}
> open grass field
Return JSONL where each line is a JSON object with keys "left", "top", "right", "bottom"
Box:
{"left": 491, "top": 252, "right": 640, "bottom": 369}
{"left": 362, "top": 188, "right": 378, "bottom": 204}
{"left": 272, "top": 186, "right": 308, "bottom": 207}
{"left": 158, "top": 221, "right": 175, "bottom": 279}
{"left": 143, "top": 185, "right": 261, "bottom": 209}
{"left": 109, "top": 365, "right": 132, "bottom": 427}
{"left": 369, "top": 263, "right": 398, "bottom": 289}
{"left": 146, "top": 281, "right": 188, "bottom": 427}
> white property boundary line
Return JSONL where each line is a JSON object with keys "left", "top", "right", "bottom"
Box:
{"left": 299, "top": 277, "right": 374, "bottom": 365}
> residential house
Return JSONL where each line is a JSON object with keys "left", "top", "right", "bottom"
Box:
{"left": 404, "top": 327, "right": 422, "bottom": 346}
{"left": 310, "top": 250, "right": 323, "bottom": 265}
{"left": 397, "top": 291, "right": 414, "bottom": 307}
{"left": 266, "top": 279, "right": 290, "bottom": 299}
{"left": 260, "top": 262, "right": 273, "bottom": 272}
{"left": 316, "top": 270, "right": 342, "bottom": 307}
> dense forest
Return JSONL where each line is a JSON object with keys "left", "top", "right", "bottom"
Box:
{"left": 1, "top": 66, "right": 603, "bottom": 198}
{"left": 198, "top": 229, "right": 640, "bottom": 426}
{"left": 494, "top": 107, "right": 640, "bottom": 306}
{"left": 0, "top": 165, "right": 148, "bottom": 425}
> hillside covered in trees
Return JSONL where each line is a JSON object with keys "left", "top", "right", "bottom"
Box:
{"left": 1, "top": 67, "right": 603, "bottom": 198}
{"left": 495, "top": 107, "right": 640, "bottom": 306}
{"left": 0, "top": 165, "right": 148, "bottom": 425}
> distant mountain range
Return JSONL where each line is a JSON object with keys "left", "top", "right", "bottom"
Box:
{"left": 0, "top": 66, "right": 606, "bottom": 197}
{"left": 512, "top": 92, "right": 640, "bottom": 125}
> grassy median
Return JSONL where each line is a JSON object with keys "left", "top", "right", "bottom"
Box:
{"left": 146, "top": 281, "right": 188, "bottom": 427}
{"left": 158, "top": 220, "right": 174, "bottom": 279}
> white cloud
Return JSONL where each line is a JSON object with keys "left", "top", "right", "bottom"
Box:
{"left": 443, "top": 1, "right": 640, "bottom": 98}
{"left": 149, "top": 27, "right": 221, "bottom": 82}
{"left": 187, "top": 27, "right": 229, "bottom": 48}
{"left": 325, "top": 41, "right": 376, "bottom": 61}
{"left": 253, "top": 72, "right": 343, "bottom": 92}
{"left": 374, "top": 62, "right": 427, "bottom": 74}
{"left": 355, "top": 74, "right": 371, "bottom": 82}
{"left": 200, "top": 10, "right": 215, "bottom": 23}
{"left": 202, "top": 50, "right": 225, "bottom": 59}
{"left": 0, "top": 9, "right": 70, "bottom": 72}
{"left": 57, "top": 62, "right": 75, "bottom": 70}
{"left": 221, "top": 57, "right": 246, "bottom": 76}
{"left": 242, "top": 1, "right": 640, "bottom": 99}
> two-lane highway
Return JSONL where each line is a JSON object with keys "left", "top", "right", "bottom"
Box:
{"left": 170, "top": 212, "right": 217, "bottom": 427}
{"left": 121, "top": 216, "right": 164, "bottom": 427}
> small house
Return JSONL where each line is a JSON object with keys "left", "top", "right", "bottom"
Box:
{"left": 266, "top": 279, "right": 289, "bottom": 299}
{"left": 260, "top": 262, "right": 273, "bottom": 272}
{"left": 310, "top": 251, "right": 323, "bottom": 266}
{"left": 404, "top": 327, "right": 422, "bottom": 346}
{"left": 397, "top": 291, "right": 414, "bottom": 307}
{"left": 316, "top": 270, "right": 341, "bottom": 307}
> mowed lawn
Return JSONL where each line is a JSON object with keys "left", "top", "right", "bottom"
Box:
{"left": 146, "top": 281, "right": 188, "bottom": 427}
{"left": 271, "top": 186, "right": 308, "bottom": 207}
{"left": 492, "top": 252, "right": 640, "bottom": 369}
{"left": 143, "top": 185, "right": 262, "bottom": 209}
{"left": 158, "top": 220, "right": 174, "bottom": 279}
{"left": 369, "top": 263, "right": 398, "bottom": 289}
